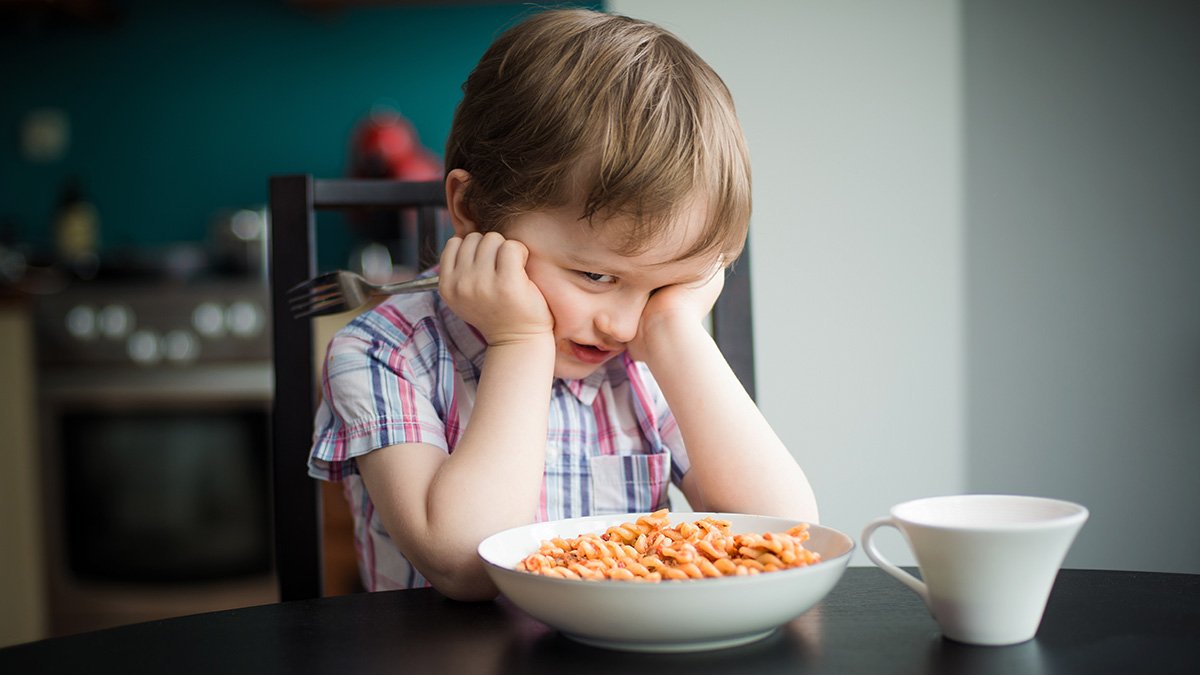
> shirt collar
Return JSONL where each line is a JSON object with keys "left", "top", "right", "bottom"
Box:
{"left": 562, "top": 369, "right": 606, "bottom": 406}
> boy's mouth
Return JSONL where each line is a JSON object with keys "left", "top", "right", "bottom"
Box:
{"left": 567, "top": 340, "right": 618, "bottom": 365}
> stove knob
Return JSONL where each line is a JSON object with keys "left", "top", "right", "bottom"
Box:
{"left": 192, "top": 301, "right": 226, "bottom": 338}
{"left": 225, "top": 300, "right": 263, "bottom": 338}
{"left": 162, "top": 329, "right": 200, "bottom": 363}
{"left": 99, "top": 304, "right": 135, "bottom": 339}
{"left": 65, "top": 304, "right": 98, "bottom": 340}
{"left": 127, "top": 329, "right": 161, "bottom": 365}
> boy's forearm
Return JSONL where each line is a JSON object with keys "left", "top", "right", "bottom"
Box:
{"left": 422, "top": 337, "right": 555, "bottom": 571}
{"left": 640, "top": 323, "right": 819, "bottom": 523}
{"left": 357, "top": 337, "right": 553, "bottom": 601}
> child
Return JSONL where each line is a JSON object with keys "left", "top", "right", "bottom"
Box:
{"left": 309, "top": 8, "right": 818, "bottom": 600}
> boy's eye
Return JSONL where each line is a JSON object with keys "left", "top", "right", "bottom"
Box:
{"left": 580, "top": 271, "right": 617, "bottom": 284}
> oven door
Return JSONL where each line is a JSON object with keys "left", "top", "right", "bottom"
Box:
{"left": 40, "top": 364, "right": 273, "bottom": 584}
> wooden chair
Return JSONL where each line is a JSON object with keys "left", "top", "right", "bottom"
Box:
{"left": 267, "top": 175, "right": 756, "bottom": 601}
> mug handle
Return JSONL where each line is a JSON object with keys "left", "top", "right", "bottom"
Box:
{"left": 861, "top": 517, "right": 929, "bottom": 605}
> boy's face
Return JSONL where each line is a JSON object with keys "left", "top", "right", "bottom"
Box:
{"left": 498, "top": 196, "right": 719, "bottom": 380}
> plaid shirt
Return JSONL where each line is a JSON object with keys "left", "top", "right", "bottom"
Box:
{"left": 309, "top": 288, "right": 690, "bottom": 591}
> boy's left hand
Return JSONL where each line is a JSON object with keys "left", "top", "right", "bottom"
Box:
{"left": 626, "top": 264, "right": 724, "bottom": 362}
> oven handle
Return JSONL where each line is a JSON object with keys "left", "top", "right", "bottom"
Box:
{"left": 39, "top": 363, "right": 274, "bottom": 404}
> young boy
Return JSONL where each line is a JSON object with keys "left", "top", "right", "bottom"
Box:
{"left": 309, "top": 8, "right": 818, "bottom": 600}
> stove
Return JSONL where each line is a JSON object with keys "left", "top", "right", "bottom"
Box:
{"left": 34, "top": 277, "right": 270, "bottom": 369}
{"left": 32, "top": 277, "right": 277, "bottom": 637}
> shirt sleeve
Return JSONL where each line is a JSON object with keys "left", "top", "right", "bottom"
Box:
{"left": 308, "top": 311, "right": 451, "bottom": 482}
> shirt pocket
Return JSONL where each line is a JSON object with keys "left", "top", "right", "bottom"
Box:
{"left": 588, "top": 452, "right": 671, "bottom": 515}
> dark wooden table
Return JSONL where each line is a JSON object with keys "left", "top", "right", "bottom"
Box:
{"left": 3, "top": 568, "right": 1197, "bottom": 674}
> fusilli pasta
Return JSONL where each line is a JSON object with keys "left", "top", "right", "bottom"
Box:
{"left": 517, "top": 510, "right": 820, "bottom": 581}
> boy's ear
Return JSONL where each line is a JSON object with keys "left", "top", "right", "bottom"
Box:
{"left": 445, "top": 169, "right": 479, "bottom": 237}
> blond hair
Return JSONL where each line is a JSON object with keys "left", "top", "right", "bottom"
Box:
{"left": 445, "top": 8, "right": 751, "bottom": 262}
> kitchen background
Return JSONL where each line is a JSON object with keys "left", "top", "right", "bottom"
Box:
{"left": 0, "top": 0, "right": 601, "bottom": 647}
{"left": 3, "top": 0, "right": 1198, "bottom": 650}
{"left": 0, "top": 0, "right": 565, "bottom": 272}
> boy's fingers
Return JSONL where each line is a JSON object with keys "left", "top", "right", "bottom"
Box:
{"left": 455, "top": 231, "right": 481, "bottom": 268}
{"left": 439, "top": 236, "right": 462, "bottom": 275}
{"left": 473, "top": 231, "right": 506, "bottom": 268}
{"left": 495, "top": 239, "right": 530, "bottom": 276}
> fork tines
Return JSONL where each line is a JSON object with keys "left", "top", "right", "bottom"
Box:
{"left": 287, "top": 273, "right": 346, "bottom": 318}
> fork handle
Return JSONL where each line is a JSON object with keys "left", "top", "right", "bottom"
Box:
{"left": 378, "top": 275, "right": 440, "bottom": 295}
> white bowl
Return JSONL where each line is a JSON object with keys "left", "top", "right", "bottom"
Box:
{"left": 478, "top": 512, "right": 855, "bottom": 652}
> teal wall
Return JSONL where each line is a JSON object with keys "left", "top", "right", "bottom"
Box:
{"left": 0, "top": 0, "right": 598, "bottom": 265}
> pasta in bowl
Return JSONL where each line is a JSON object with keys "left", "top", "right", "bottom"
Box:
{"left": 478, "top": 511, "right": 854, "bottom": 652}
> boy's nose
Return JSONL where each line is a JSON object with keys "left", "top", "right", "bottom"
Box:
{"left": 596, "top": 297, "right": 643, "bottom": 344}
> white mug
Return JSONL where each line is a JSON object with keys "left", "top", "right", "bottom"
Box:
{"left": 861, "top": 494, "right": 1088, "bottom": 646}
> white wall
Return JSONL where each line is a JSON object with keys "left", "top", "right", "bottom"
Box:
{"left": 963, "top": 0, "right": 1200, "bottom": 573}
{"left": 612, "top": 0, "right": 1200, "bottom": 573}
{"left": 612, "top": 0, "right": 964, "bottom": 565}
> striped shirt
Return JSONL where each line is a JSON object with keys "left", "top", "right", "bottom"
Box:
{"left": 308, "top": 288, "right": 690, "bottom": 591}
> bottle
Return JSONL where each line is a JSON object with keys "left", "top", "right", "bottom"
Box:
{"left": 54, "top": 176, "right": 100, "bottom": 279}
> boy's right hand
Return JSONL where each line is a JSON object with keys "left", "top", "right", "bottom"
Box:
{"left": 438, "top": 231, "right": 554, "bottom": 347}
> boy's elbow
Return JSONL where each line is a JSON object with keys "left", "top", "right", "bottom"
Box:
{"left": 425, "top": 560, "right": 500, "bottom": 601}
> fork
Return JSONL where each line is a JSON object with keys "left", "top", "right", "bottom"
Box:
{"left": 287, "top": 271, "right": 440, "bottom": 318}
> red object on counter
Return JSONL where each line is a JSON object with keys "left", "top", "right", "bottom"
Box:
{"left": 350, "top": 113, "right": 441, "bottom": 180}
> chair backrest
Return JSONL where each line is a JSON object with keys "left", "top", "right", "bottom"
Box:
{"left": 267, "top": 174, "right": 756, "bottom": 601}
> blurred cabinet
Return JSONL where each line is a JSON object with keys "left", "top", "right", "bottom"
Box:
{"left": 0, "top": 302, "right": 47, "bottom": 647}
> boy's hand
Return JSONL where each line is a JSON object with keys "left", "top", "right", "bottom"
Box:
{"left": 438, "top": 232, "right": 554, "bottom": 346}
{"left": 627, "top": 264, "right": 725, "bottom": 362}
